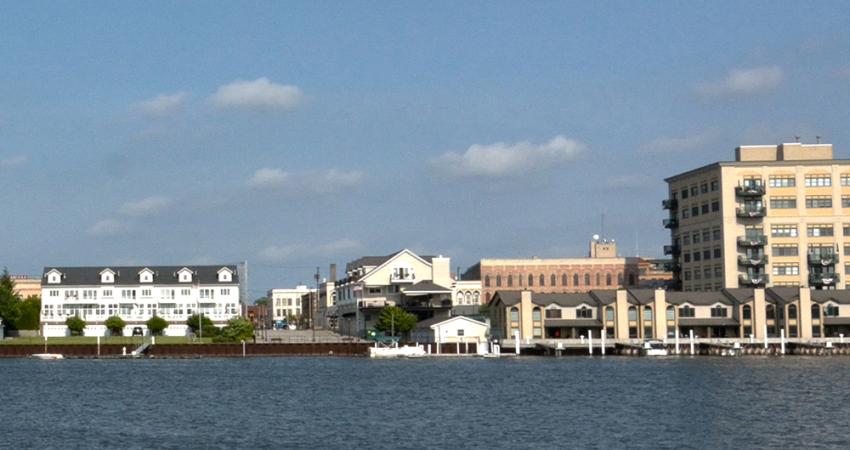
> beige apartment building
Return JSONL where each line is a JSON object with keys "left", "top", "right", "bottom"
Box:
{"left": 664, "top": 142, "right": 850, "bottom": 291}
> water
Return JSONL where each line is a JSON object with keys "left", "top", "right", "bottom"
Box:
{"left": 2, "top": 357, "right": 849, "bottom": 449}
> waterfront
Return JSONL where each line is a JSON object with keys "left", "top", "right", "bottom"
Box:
{"left": 2, "top": 357, "right": 850, "bottom": 449}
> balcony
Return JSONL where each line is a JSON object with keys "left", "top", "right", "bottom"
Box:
{"left": 735, "top": 184, "right": 765, "bottom": 197}
{"left": 809, "top": 273, "right": 839, "bottom": 287}
{"left": 737, "top": 254, "right": 768, "bottom": 266}
{"left": 808, "top": 253, "right": 839, "bottom": 266}
{"left": 736, "top": 206, "right": 766, "bottom": 218}
{"left": 662, "top": 199, "right": 678, "bottom": 210}
{"left": 389, "top": 272, "right": 416, "bottom": 283}
{"left": 739, "top": 273, "right": 769, "bottom": 286}
{"left": 737, "top": 235, "right": 767, "bottom": 247}
{"left": 663, "top": 218, "right": 679, "bottom": 229}
{"left": 663, "top": 244, "right": 680, "bottom": 256}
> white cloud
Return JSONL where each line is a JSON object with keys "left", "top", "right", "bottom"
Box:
{"left": 88, "top": 219, "right": 132, "bottom": 236}
{"left": 696, "top": 66, "right": 783, "bottom": 97}
{"left": 431, "top": 135, "right": 584, "bottom": 177}
{"left": 639, "top": 130, "right": 715, "bottom": 153}
{"left": 119, "top": 196, "right": 173, "bottom": 217}
{"left": 210, "top": 77, "right": 303, "bottom": 111}
{"left": 0, "top": 155, "right": 28, "bottom": 168}
{"left": 258, "top": 239, "right": 362, "bottom": 263}
{"left": 133, "top": 92, "right": 188, "bottom": 118}
{"left": 247, "top": 167, "right": 363, "bottom": 194}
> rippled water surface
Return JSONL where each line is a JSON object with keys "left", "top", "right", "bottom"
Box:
{"left": 2, "top": 356, "right": 850, "bottom": 449}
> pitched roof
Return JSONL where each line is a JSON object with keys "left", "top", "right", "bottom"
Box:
{"left": 404, "top": 280, "right": 452, "bottom": 294}
{"left": 414, "top": 314, "right": 487, "bottom": 330}
{"left": 41, "top": 265, "right": 239, "bottom": 286}
{"left": 345, "top": 249, "right": 437, "bottom": 273}
{"left": 666, "top": 291, "right": 734, "bottom": 306}
{"left": 810, "top": 290, "right": 850, "bottom": 305}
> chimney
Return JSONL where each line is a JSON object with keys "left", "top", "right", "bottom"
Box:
{"left": 329, "top": 263, "right": 337, "bottom": 282}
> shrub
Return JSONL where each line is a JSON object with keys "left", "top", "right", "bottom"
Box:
{"left": 104, "top": 315, "right": 126, "bottom": 336}
{"left": 213, "top": 317, "right": 255, "bottom": 343}
{"left": 14, "top": 296, "right": 41, "bottom": 330}
{"left": 186, "top": 314, "right": 219, "bottom": 338}
{"left": 66, "top": 315, "right": 86, "bottom": 336}
{"left": 146, "top": 316, "right": 168, "bottom": 336}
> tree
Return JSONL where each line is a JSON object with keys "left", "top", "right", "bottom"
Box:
{"left": 104, "top": 315, "right": 126, "bottom": 336}
{"left": 146, "top": 316, "right": 168, "bottom": 336}
{"left": 186, "top": 314, "right": 219, "bottom": 338}
{"left": 14, "top": 296, "right": 41, "bottom": 330}
{"left": 214, "top": 316, "right": 255, "bottom": 342}
{"left": 254, "top": 297, "right": 268, "bottom": 306}
{"left": 375, "top": 306, "right": 417, "bottom": 337}
{"left": 0, "top": 268, "right": 22, "bottom": 330}
{"left": 66, "top": 315, "right": 86, "bottom": 336}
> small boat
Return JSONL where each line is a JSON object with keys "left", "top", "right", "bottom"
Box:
{"left": 31, "top": 353, "right": 64, "bottom": 360}
{"left": 642, "top": 341, "right": 669, "bottom": 356}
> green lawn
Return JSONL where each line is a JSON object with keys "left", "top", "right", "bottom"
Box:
{"left": 0, "top": 336, "right": 214, "bottom": 345}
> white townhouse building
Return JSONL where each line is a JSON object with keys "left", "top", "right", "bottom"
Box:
{"left": 267, "top": 285, "right": 314, "bottom": 327}
{"left": 40, "top": 265, "right": 241, "bottom": 337}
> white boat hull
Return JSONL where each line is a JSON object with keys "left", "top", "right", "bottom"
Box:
{"left": 31, "top": 353, "right": 64, "bottom": 360}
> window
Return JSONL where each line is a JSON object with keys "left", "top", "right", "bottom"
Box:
{"left": 825, "top": 305, "right": 839, "bottom": 317}
{"left": 766, "top": 305, "right": 775, "bottom": 320}
{"left": 742, "top": 305, "right": 752, "bottom": 320}
{"left": 528, "top": 274, "right": 534, "bottom": 287}
{"left": 539, "top": 274, "right": 545, "bottom": 286}
{"left": 701, "top": 203, "right": 709, "bottom": 214}
{"left": 788, "top": 304, "right": 797, "bottom": 320}
{"left": 484, "top": 276, "right": 490, "bottom": 287}
{"left": 811, "top": 304, "right": 820, "bottom": 320}
{"left": 691, "top": 206, "right": 699, "bottom": 217}
{"left": 573, "top": 274, "right": 579, "bottom": 286}
{"left": 628, "top": 307, "right": 637, "bottom": 321}
{"left": 805, "top": 175, "right": 831, "bottom": 187}
{"left": 683, "top": 271, "right": 691, "bottom": 281}
{"left": 532, "top": 308, "right": 541, "bottom": 321}
{"left": 691, "top": 186, "right": 698, "bottom": 196}
{"left": 643, "top": 307, "right": 652, "bottom": 321}
{"left": 533, "top": 327, "right": 542, "bottom": 338}
{"left": 550, "top": 274, "right": 556, "bottom": 286}
{"left": 807, "top": 224, "right": 834, "bottom": 237}
{"left": 702, "top": 230, "right": 711, "bottom": 242}
{"left": 683, "top": 235, "right": 691, "bottom": 246}
{"left": 710, "top": 180, "right": 719, "bottom": 191}
{"left": 771, "top": 224, "right": 798, "bottom": 237}
{"left": 681, "top": 189, "right": 689, "bottom": 199}
{"left": 773, "top": 265, "right": 799, "bottom": 276}
{"left": 806, "top": 196, "right": 832, "bottom": 208}
{"left": 693, "top": 269, "right": 701, "bottom": 280}
{"left": 510, "top": 307, "right": 519, "bottom": 322}
{"left": 457, "top": 329, "right": 465, "bottom": 336}
{"left": 181, "top": 289, "right": 191, "bottom": 296}
{"left": 584, "top": 273, "right": 590, "bottom": 285}
{"left": 770, "top": 197, "right": 797, "bottom": 209}
{"left": 576, "top": 307, "right": 593, "bottom": 319}
{"left": 772, "top": 245, "right": 798, "bottom": 257}
{"left": 841, "top": 174, "right": 850, "bottom": 186}
{"left": 843, "top": 196, "right": 850, "bottom": 208}
{"left": 710, "top": 306, "right": 727, "bottom": 318}
{"left": 703, "top": 267, "right": 712, "bottom": 279}
{"left": 507, "top": 275, "right": 513, "bottom": 287}
{"left": 693, "top": 252, "right": 701, "bottom": 262}
{"left": 711, "top": 201, "right": 720, "bottom": 212}
{"left": 692, "top": 232, "right": 701, "bottom": 244}
{"left": 701, "top": 183, "right": 709, "bottom": 194}
{"left": 561, "top": 274, "right": 567, "bottom": 286}
{"left": 545, "top": 309, "right": 562, "bottom": 319}
{"left": 678, "top": 306, "right": 695, "bottom": 318}
{"left": 495, "top": 275, "right": 501, "bottom": 287}
{"left": 605, "top": 307, "right": 614, "bottom": 322}
{"left": 682, "top": 209, "right": 690, "bottom": 219}
{"left": 769, "top": 176, "right": 796, "bottom": 187}
{"left": 713, "top": 248, "right": 721, "bottom": 258}
{"left": 703, "top": 250, "right": 711, "bottom": 260}
{"left": 714, "top": 266, "right": 723, "bottom": 278}
{"left": 596, "top": 273, "right": 601, "bottom": 285}
{"left": 49, "top": 290, "right": 59, "bottom": 297}
{"left": 666, "top": 306, "right": 675, "bottom": 321}
{"left": 606, "top": 273, "right": 612, "bottom": 286}
{"left": 368, "top": 287, "right": 381, "bottom": 294}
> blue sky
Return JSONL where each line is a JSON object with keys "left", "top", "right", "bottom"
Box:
{"left": 2, "top": 2, "right": 850, "bottom": 299}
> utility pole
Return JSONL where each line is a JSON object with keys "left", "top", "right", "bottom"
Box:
{"left": 313, "top": 266, "right": 319, "bottom": 343}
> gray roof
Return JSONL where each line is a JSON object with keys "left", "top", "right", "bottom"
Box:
{"left": 490, "top": 291, "right": 523, "bottom": 306}
{"left": 544, "top": 319, "right": 603, "bottom": 328}
{"left": 461, "top": 263, "right": 481, "bottom": 281}
{"left": 666, "top": 291, "right": 734, "bottom": 306}
{"left": 414, "top": 314, "right": 484, "bottom": 330}
{"left": 345, "top": 250, "right": 436, "bottom": 273}
{"left": 41, "top": 265, "right": 238, "bottom": 286}
{"left": 810, "top": 290, "right": 850, "bottom": 305}
{"left": 823, "top": 317, "right": 850, "bottom": 325}
{"left": 766, "top": 287, "right": 801, "bottom": 305}
{"left": 677, "top": 318, "right": 739, "bottom": 327}
{"left": 490, "top": 291, "right": 598, "bottom": 308}
{"left": 404, "top": 281, "right": 452, "bottom": 294}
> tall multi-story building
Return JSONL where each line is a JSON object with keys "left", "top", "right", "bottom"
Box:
{"left": 664, "top": 142, "right": 849, "bottom": 291}
{"left": 467, "top": 237, "right": 642, "bottom": 304}
{"left": 267, "top": 285, "right": 314, "bottom": 327}
{"left": 40, "top": 265, "right": 241, "bottom": 337}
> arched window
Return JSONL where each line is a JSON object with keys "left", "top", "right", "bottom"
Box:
{"left": 618, "top": 273, "right": 624, "bottom": 285}
{"left": 507, "top": 275, "right": 513, "bottom": 287}
{"left": 742, "top": 305, "right": 752, "bottom": 320}
{"left": 574, "top": 274, "right": 579, "bottom": 286}
{"left": 605, "top": 307, "right": 615, "bottom": 321}
{"left": 666, "top": 305, "right": 675, "bottom": 321}
{"left": 644, "top": 306, "right": 653, "bottom": 321}
{"left": 496, "top": 275, "right": 501, "bottom": 287}
{"left": 606, "top": 273, "right": 612, "bottom": 286}
{"left": 584, "top": 273, "right": 591, "bottom": 285}
{"left": 510, "top": 307, "right": 519, "bottom": 322}
{"left": 532, "top": 308, "right": 541, "bottom": 321}
{"left": 811, "top": 304, "right": 820, "bottom": 320}
{"left": 788, "top": 304, "right": 797, "bottom": 320}
{"left": 539, "top": 274, "right": 545, "bottom": 286}
{"left": 561, "top": 274, "right": 568, "bottom": 286}
{"left": 596, "top": 273, "right": 601, "bottom": 286}
{"left": 628, "top": 306, "right": 637, "bottom": 321}
{"left": 766, "top": 305, "right": 775, "bottom": 320}
{"left": 484, "top": 275, "right": 490, "bottom": 287}
{"left": 528, "top": 274, "right": 534, "bottom": 286}
{"left": 550, "top": 274, "right": 556, "bottom": 286}
{"left": 464, "top": 292, "right": 472, "bottom": 305}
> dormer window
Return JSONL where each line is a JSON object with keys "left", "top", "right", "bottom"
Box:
{"left": 217, "top": 267, "right": 233, "bottom": 282}
{"left": 177, "top": 268, "right": 193, "bottom": 283}
{"left": 139, "top": 268, "right": 154, "bottom": 283}
{"left": 100, "top": 269, "right": 115, "bottom": 284}
{"left": 46, "top": 269, "right": 62, "bottom": 284}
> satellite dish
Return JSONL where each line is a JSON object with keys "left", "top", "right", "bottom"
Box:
{"left": 592, "top": 234, "right": 600, "bottom": 241}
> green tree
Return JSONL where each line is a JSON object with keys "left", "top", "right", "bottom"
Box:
{"left": 213, "top": 316, "right": 255, "bottom": 342}
{"left": 66, "top": 315, "right": 86, "bottom": 336}
{"left": 14, "top": 296, "right": 41, "bottom": 330}
{"left": 0, "top": 268, "right": 22, "bottom": 330}
{"left": 104, "top": 315, "right": 126, "bottom": 336}
{"left": 375, "top": 306, "right": 417, "bottom": 337}
{"left": 146, "top": 316, "right": 168, "bottom": 336}
{"left": 186, "top": 313, "right": 219, "bottom": 338}
{"left": 254, "top": 297, "right": 268, "bottom": 306}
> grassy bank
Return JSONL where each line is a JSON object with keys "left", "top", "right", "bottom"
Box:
{"left": 0, "top": 336, "right": 214, "bottom": 345}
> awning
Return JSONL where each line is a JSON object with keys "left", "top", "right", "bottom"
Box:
{"left": 544, "top": 319, "right": 603, "bottom": 328}
{"left": 678, "top": 318, "right": 739, "bottom": 327}
{"left": 823, "top": 317, "right": 850, "bottom": 326}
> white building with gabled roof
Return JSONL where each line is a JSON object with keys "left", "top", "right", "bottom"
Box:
{"left": 40, "top": 265, "right": 241, "bottom": 337}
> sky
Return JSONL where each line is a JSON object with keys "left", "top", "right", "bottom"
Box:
{"left": 2, "top": 1, "right": 850, "bottom": 300}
